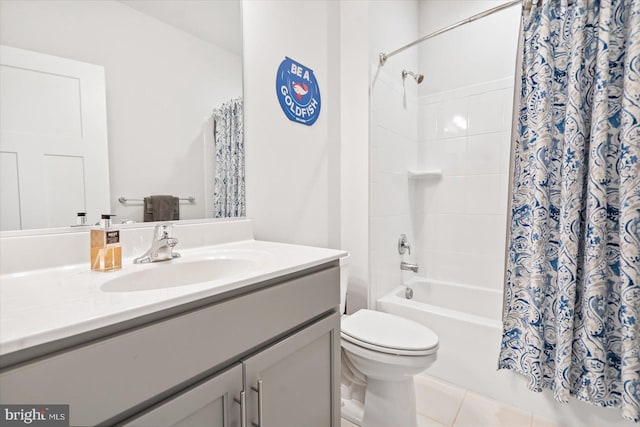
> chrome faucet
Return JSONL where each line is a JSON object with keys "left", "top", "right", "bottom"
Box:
{"left": 400, "top": 261, "right": 419, "bottom": 273}
{"left": 398, "top": 234, "right": 412, "bottom": 255}
{"left": 134, "top": 223, "right": 180, "bottom": 264}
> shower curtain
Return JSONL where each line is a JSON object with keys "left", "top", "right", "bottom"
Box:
{"left": 213, "top": 97, "right": 245, "bottom": 218}
{"left": 498, "top": 0, "right": 640, "bottom": 422}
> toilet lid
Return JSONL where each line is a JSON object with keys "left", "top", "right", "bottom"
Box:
{"left": 341, "top": 310, "right": 438, "bottom": 355}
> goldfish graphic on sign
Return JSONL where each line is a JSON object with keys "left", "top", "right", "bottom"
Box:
{"left": 276, "top": 57, "right": 321, "bottom": 126}
{"left": 291, "top": 82, "right": 309, "bottom": 101}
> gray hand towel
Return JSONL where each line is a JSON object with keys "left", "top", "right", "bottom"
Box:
{"left": 143, "top": 195, "right": 180, "bottom": 222}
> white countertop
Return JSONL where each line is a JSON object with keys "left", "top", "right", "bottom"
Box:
{"left": 0, "top": 239, "right": 346, "bottom": 356}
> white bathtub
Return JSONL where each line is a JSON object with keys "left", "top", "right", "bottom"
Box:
{"left": 377, "top": 278, "right": 503, "bottom": 395}
{"left": 377, "top": 277, "right": 630, "bottom": 427}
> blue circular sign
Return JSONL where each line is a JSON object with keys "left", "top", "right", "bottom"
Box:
{"left": 276, "top": 57, "right": 321, "bottom": 126}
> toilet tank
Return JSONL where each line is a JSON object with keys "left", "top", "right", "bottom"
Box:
{"left": 340, "top": 254, "right": 350, "bottom": 314}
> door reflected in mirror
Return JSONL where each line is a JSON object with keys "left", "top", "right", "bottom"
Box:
{"left": 0, "top": 0, "right": 244, "bottom": 231}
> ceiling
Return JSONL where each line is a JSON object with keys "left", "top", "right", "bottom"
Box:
{"left": 120, "top": 0, "right": 242, "bottom": 55}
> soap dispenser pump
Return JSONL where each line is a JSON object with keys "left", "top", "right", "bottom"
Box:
{"left": 90, "top": 214, "right": 122, "bottom": 271}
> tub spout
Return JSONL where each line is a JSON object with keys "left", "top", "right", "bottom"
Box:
{"left": 405, "top": 287, "right": 414, "bottom": 299}
{"left": 400, "top": 261, "right": 419, "bottom": 273}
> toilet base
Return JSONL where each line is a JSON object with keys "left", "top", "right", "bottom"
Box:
{"left": 341, "top": 397, "right": 364, "bottom": 425}
{"left": 362, "top": 377, "right": 417, "bottom": 427}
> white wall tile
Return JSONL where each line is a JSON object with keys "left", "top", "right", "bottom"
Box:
{"left": 415, "top": 213, "right": 437, "bottom": 256}
{"left": 468, "top": 90, "right": 504, "bottom": 136}
{"left": 437, "top": 98, "right": 468, "bottom": 140}
{"left": 459, "top": 253, "right": 506, "bottom": 290}
{"left": 438, "top": 137, "right": 468, "bottom": 176}
{"left": 372, "top": 215, "right": 413, "bottom": 259}
{"left": 372, "top": 80, "right": 399, "bottom": 134}
{"left": 464, "top": 174, "right": 508, "bottom": 215}
{"left": 405, "top": 91, "right": 420, "bottom": 141}
{"left": 418, "top": 141, "right": 440, "bottom": 173}
{"left": 434, "top": 214, "right": 468, "bottom": 253}
{"left": 372, "top": 249, "right": 404, "bottom": 300}
{"left": 415, "top": 184, "right": 439, "bottom": 218}
{"left": 372, "top": 77, "right": 418, "bottom": 141}
{"left": 373, "top": 126, "right": 413, "bottom": 174}
{"left": 420, "top": 249, "right": 440, "bottom": 280}
{"left": 422, "top": 250, "right": 504, "bottom": 290}
{"left": 499, "top": 131, "right": 512, "bottom": 174}
{"left": 466, "top": 133, "right": 502, "bottom": 175}
{"left": 372, "top": 172, "right": 409, "bottom": 216}
{"left": 371, "top": 121, "right": 383, "bottom": 149}
{"left": 419, "top": 102, "right": 439, "bottom": 141}
{"left": 500, "top": 86, "right": 516, "bottom": 132}
{"left": 416, "top": 142, "right": 430, "bottom": 170}
{"left": 428, "top": 250, "right": 462, "bottom": 283}
{"left": 436, "top": 176, "right": 467, "bottom": 214}
{"left": 371, "top": 213, "right": 414, "bottom": 300}
{"left": 464, "top": 214, "right": 507, "bottom": 257}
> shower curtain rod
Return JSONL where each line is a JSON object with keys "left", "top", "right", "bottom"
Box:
{"left": 379, "top": 0, "right": 523, "bottom": 66}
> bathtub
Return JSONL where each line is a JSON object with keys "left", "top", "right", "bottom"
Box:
{"left": 377, "top": 278, "right": 631, "bottom": 427}
{"left": 377, "top": 278, "right": 503, "bottom": 396}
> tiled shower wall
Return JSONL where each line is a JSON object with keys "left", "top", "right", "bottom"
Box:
{"left": 370, "top": 66, "right": 419, "bottom": 306}
{"left": 368, "top": 0, "right": 419, "bottom": 307}
{"left": 414, "top": 78, "right": 514, "bottom": 291}
{"left": 368, "top": 0, "right": 519, "bottom": 304}
{"left": 411, "top": 0, "right": 521, "bottom": 294}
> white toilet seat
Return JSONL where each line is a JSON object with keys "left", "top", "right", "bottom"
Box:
{"left": 341, "top": 309, "right": 438, "bottom": 356}
{"left": 341, "top": 336, "right": 437, "bottom": 374}
{"left": 341, "top": 332, "right": 437, "bottom": 356}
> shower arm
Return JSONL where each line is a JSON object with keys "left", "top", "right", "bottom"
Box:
{"left": 379, "top": 0, "right": 523, "bottom": 66}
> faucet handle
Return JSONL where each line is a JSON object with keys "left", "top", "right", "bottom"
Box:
{"left": 398, "top": 234, "right": 411, "bottom": 255}
{"left": 154, "top": 223, "right": 173, "bottom": 240}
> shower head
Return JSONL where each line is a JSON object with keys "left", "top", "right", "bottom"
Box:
{"left": 402, "top": 70, "right": 424, "bottom": 84}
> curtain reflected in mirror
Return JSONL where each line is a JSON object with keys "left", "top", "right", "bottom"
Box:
{"left": 212, "top": 98, "right": 245, "bottom": 218}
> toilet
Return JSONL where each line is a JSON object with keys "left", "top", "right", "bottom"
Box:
{"left": 339, "top": 256, "right": 439, "bottom": 427}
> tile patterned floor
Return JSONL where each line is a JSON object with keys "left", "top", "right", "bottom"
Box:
{"left": 341, "top": 375, "right": 566, "bottom": 427}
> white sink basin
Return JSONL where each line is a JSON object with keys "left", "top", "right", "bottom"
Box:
{"left": 101, "top": 252, "right": 265, "bottom": 292}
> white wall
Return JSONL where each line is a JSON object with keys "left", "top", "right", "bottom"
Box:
{"left": 0, "top": 0, "right": 242, "bottom": 224}
{"left": 340, "top": 0, "right": 371, "bottom": 313}
{"left": 369, "top": 0, "right": 420, "bottom": 307}
{"left": 417, "top": 0, "right": 520, "bottom": 94}
{"left": 243, "top": 0, "right": 341, "bottom": 249}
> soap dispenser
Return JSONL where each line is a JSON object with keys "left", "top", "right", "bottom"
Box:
{"left": 90, "top": 214, "right": 122, "bottom": 272}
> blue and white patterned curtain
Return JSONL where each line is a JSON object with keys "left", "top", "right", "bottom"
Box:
{"left": 499, "top": 0, "right": 640, "bottom": 422}
{"left": 213, "top": 98, "right": 245, "bottom": 218}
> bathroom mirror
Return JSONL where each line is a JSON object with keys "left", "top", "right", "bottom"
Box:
{"left": 0, "top": 0, "right": 243, "bottom": 231}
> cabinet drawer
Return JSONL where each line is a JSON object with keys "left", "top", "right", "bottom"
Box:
{"left": 123, "top": 364, "right": 243, "bottom": 427}
{"left": 0, "top": 266, "right": 339, "bottom": 426}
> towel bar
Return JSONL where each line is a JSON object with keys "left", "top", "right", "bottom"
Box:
{"left": 118, "top": 196, "right": 195, "bottom": 204}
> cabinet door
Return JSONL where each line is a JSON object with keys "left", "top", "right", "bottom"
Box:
{"left": 124, "top": 364, "right": 243, "bottom": 427}
{"left": 244, "top": 314, "right": 341, "bottom": 427}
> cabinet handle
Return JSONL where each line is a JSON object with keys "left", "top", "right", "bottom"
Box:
{"left": 234, "top": 390, "right": 246, "bottom": 427}
{"left": 251, "top": 380, "right": 263, "bottom": 427}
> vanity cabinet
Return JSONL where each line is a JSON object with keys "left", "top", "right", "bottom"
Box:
{"left": 124, "top": 364, "right": 243, "bottom": 427}
{"left": 243, "top": 315, "right": 336, "bottom": 427}
{"left": 125, "top": 315, "right": 337, "bottom": 427}
{"left": 0, "top": 265, "right": 340, "bottom": 427}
